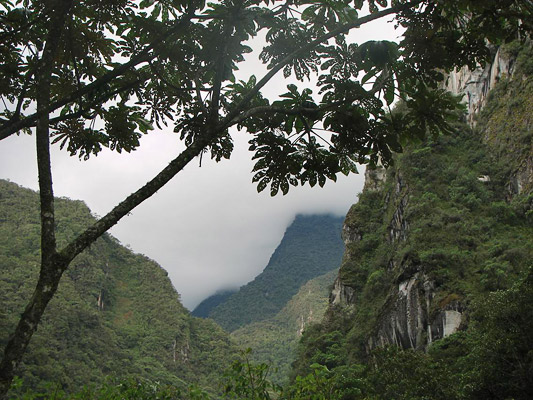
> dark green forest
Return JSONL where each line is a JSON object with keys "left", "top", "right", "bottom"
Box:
{"left": 230, "top": 269, "right": 338, "bottom": 385}
{"left": 2, "top": 41, "right": 532, "bottom": 399}
{"left": 0, "top": 179, "right": 238, "bottom": 396}
{"left": 3, "top": 42, "right": 532, "bottom": 398}
{"left": 192, "top": 291, "right": 237, "bottom": 319}
{"left": 205, "top": 215, "right": 345, "bottom": 331}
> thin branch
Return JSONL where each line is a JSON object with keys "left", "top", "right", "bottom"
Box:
{"left": 231, "top": 92, "right": 372, "bottom": 125}
{"left": 0, "top": 13, "right": 46, "bottom": 41}
{"left": 48, "top": 78, "right": 144, "bottom": 125}
{"left": 195, "top": 79, "right": 209, "bottom": 114}
{"left": 311, "top": 129, "right": 333, "bottom": 147}
{"left": 0, "top": 10, "right": 195, "bottom": 140}
{"left": 58, "top": 126, "right": 215, "bottom": 264}
{"left": 209, "top": 22, "right": 233, "bottom": 125}
{"left": 219, "top": 0, "right": 424, "bottom": 132}
{"left": 148, "top": 60, "right": 213, "bottom": 93}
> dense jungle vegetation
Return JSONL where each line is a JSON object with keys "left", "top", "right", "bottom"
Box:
{"left": 5, "top": 42, "right": 533, "bottom": 399}
{"left": 0, "top": 179, "right": 238, "bottom": 397}
{"left": 1, "top": 0, "right": 533, "bottom": 397}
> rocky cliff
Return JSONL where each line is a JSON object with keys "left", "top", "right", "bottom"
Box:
{"left": 294, "top": 41, "right": 533, "bottom": 372}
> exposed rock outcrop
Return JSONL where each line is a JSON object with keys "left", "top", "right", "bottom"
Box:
{"left": 325, "top": 43, "right": 532, "bottom": 358}
{"left": 446, "top": 47, "right": 515, "bottom": 125}
{"left": 387, "top": 171, "right": 409, "bottom": 244}
{"left": 368, "top": 272, "right": 464, "bottom": 352}
{"left": 447, "top": 44, "right": 532, "bottom": 197}
{"left": 329, "top": 277, "right": 356, "bottom": 306}
{"left": 363, "top": 166, "right": 387, "bottom": 192}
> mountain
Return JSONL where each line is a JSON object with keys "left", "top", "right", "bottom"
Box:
{"left": 0, "top": 180, "right": 238, "bottom": 395}
{"left": 292, "top": 42, "right": 533, "bottom": 399}
{"left": 192, "top": 289, "right": 238, "bottom": 318}
{"left": 231, "top": 269, "right": 337, "bottom": 385}
{"left": 204, "top": 214, "right": 345, "bottom": 332}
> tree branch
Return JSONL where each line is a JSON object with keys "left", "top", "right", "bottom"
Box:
{"left": 219, "top": 0, "right": 424, "bottom": 132}
{"left": 58, "top": 128, "right": 215, "bottom": 264}
{"left": 0, "top": 0, "right": 74, "bottom": 396}
{"left": 0, "top": 11, "right": 195, "bottom": 141}
{"left": 231, "top": 77, "right": 388, "bottom": 126}
{"left": 48, "top": 78, "right": 144, "bottom": 126}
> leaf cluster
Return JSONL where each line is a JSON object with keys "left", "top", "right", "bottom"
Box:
{"left": 2, "top": 0, "right": 530, "bottom": 196}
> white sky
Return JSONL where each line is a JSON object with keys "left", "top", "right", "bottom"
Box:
{"left": 0, "top": 12, "right": 400, "bottom": 309}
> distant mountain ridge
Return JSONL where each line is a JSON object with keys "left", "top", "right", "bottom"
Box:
{"left": 203, "top": 214, "right": 345, "bottom": 332}
{"left": 192, "top": 289, "right": 237, "bottom": 318}
{"left": 0, "top": 180, "right": 238, "bottom": 395}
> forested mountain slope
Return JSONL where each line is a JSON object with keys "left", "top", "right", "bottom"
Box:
{"left": 231, "top": 269, "right": 338, "bottom": 385}
{"left": 205, "top": 214, "right": 345, "bottom": 332}
{"left": 0, "top": 180, "right": 238, "bottom": 394}
{"left": 292, "top": 42, "right": 533, "bottom": 399}
{"left": 192, "top": 289, "right": 238, "bottom": 318}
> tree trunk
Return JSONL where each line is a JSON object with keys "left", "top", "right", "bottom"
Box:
{"left": 0, "top": 1, "right": 72, "bottom": 396}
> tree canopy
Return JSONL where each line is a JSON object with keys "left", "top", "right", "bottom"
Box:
{"left": 1, "top": 0, "right": 532, "bottom": 397}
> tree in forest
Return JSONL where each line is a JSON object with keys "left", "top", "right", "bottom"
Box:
{"left": 0, "top": 0, "right": 531, "bottom": 396}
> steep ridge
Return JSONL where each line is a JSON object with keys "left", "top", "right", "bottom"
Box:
{"left": 292, "top": 41, "right": 533, "bottom": 397}
{"left": 0, "top": 180, "right": 238, "bottom": 394}
{"left": 206, "top": 214, "right": 345, "bottom": 332}
{"left": 192, "top": 289, "right": 238, "bottom": 318}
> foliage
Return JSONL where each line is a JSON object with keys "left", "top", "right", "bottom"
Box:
{"left": 9, "top": 377, "right": 210, "bottom": 400}
{"left": 192, "top": 290, "right": 238, "bottom": 319}
{"left": 476, "top": 40, "right": 533, "bottom": 194}
{"left": 207, "top": 215, "right": 344, "bottom": 331}
{"left": 6, "top": 263, "right": 533, "bottom": 399}
{"left": 231, "top": 269, "right": 338, "bottom": 385}
{"left": 464, "top": 268, "right": 533, "bottom": 399}
{"left": 2, "top": 0, "right": 533, "bottom": 396}
{"left": 0, "top": 180, "right": 238, "bottom": 395}
{"left": 222, "top": 349, "right": 282, "bottom": 400}
{"left": 2, "top": 0, "right": 520, "bottom": 187}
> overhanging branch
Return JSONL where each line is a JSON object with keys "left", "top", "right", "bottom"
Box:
{"left": 219, "top": 0, "right": 423, "bottom": 132}
{"left": 0, "top": 11, "right": 195, "bottom": 141}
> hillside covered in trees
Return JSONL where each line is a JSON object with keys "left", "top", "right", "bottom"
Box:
{"left": 202, "top": 215, "right": 345, "bottom": 331}
{"left": 231, "top": 269, "right": 338, "bottom": 385}
{"left": 0, "top": 179, "right": 238, "bottom": 395}
{"left": 1, "top": 0, "right": 533, "bottom": 397}
{"left": 292, "top": 41, "right": 533, "bottom": 399}
{"left": 1, "top": 41, "right": 532, "bottom": 400}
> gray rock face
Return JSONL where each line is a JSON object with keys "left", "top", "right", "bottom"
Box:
{"left": 329, "top": 277, "right": 356, "bottom": 306}
{"left": 369, "top": 272, "right": 432, "bottom": 350}
{"left": 341, "top": 224, "right": 362, "bottom": 246}
{"left": 363, "top": 166, "right": 387, "bottom": 192}
{"left": 329, "top": 45, "right": 527, "bottom": 354}
{"left": 446, "top": 46, "right": 532, "bottom": 198}
{"left": 507, "top": 148, "right": 533, "bottom": 198}
{"left": 332, "top": 164, "right": 465, "bottom": 352}
{"left": 445, "top": 47, "right": 515, "bottom": 126}
{"left": 388, "top": 172, "right": 409, "bottom": 244}
{"left": 368, "top": 272, "right": 464, "bottom": 352}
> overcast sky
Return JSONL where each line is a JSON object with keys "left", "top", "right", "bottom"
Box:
{"left": 0, "top": 14, "right": 399, "bottom": 309}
